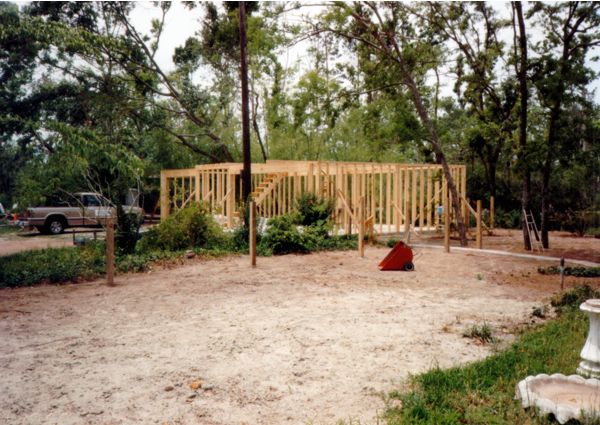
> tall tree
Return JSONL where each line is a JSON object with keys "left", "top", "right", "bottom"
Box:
{"left": 513, "top": 1, "right": 532, "bottom": 250}
{"left": 529, "top": 2, "right": 600, "bottom": 248}
{"left": 320, "top": 2, "right": 468, "bottom": 245}
{"left": 424, "top": 3, "right": 516, "bottom": 201}
{"left": 239, "top": 1, "right": 251, "bottom": 204}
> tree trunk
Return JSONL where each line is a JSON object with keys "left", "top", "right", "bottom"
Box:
{"left": 401, "top": 67, "right": 468, "bottom": 246}
{"left": 541, "top": 107, "right": 560, "bottom": 249}
{"left": 514, "top": 1, "right": 532, "bottom": 250}
{"left": 239, "top": 1, "right": 252, "bottom": 214}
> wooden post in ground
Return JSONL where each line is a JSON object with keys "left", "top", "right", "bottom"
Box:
{"left": 249, "top": 200, "right": 256, "bottom": 266}
{"left": 106, "top": 216, "right": 115, "bottom": 286}
{"left": 404, "top": 201, "right": 411, "bottom": 243}
{"left": 490, "top": 196, "right": 495, "bottom": 230}
{"left": 160, "top": 171, "right": 169, "bottom": 221}
{"left": 476, "top": 200, "right": 482, "bottom": 249}
{"left": 358, "top": 196, "right": 365, "bottom": 257}
{"left": 444, "top": 195, "right": 450, "bottom": 253}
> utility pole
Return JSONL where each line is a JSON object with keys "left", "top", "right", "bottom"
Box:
{"left": 239, "top": 1, "right": 251, "bottom": 218}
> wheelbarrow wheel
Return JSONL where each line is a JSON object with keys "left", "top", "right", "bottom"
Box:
{"left": 403, "top": 262, "right": 414, "bottom": 272}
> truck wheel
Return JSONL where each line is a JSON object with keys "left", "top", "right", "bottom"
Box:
{"left": 45, "top": 217, "right": 66, "bottom": 235}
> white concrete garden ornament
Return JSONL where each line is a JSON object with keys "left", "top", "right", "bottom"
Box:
{"left": 515, "top": 299, "right": 600, "bottom": 423}
{"left": 578, "top": 299, "right": 600, "bottom": 379}
{"left": 516, "top": 374, "right": 600, "bottom": 424}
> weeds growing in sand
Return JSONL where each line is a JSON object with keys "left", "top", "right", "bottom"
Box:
{"left": 385, "top": 286, "right": 590, "bottom": 424}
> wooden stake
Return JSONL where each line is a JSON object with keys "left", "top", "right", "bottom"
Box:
{"left": 490, "top": 196, "right": 495, "bottom": 230}
{"left": 444, "top": 195, "right": 450, "bottom": 253}
{"left": 249, "top": 200, "right": 256, "bottom": 266}
{"left": 358, "top": 196, "right": 365, "bottom": 257}
{"left": 106, "top": 216, "right": 115, "bottom": 286}
{"left": 476, "top": 200, "right": 482, "bottom": 249}
{"left": 405, "top": 201, "right": 411, "bottom": 243}
{"left": 160, "top": 172, "right": 169, "bottom": 220}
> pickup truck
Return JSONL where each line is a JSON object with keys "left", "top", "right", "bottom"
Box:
{"left": 22, "top": 192, "right": 144, "bottom": 234}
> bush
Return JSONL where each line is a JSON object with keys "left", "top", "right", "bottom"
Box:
{"left": 462, "top": 323, "right": 496, "bottom": 344}
{"left": 116, "top": 205, "right": 143, "bottom": 255}
{"left": 295, "top": 193, "right": 334, "bottom": 226}
{"left": 538, "top": 266, "right": 600, "bottom": 278}
{"left": 0, "top": 243, "right": 105, "bottom": 287}
{"left": 117, "top": 250, "right": 181, "bottom": 273}
{"left": 257, "top": 212, "right": 357, "bottom": 255}
{"left": 494, "top": 208, "right": 521, "bottom": 229}
{"left": 550, "top": 284, "right": 600, "bottom": 310}
{"left": 258, "top": 214, "right": 309, "bottom": 255}
{"left": 137, "top": 202, "right": 224, "bottom": 252}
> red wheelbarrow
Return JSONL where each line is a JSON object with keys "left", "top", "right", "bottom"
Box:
{"left": 378, "top": 241, "right": 414, "bottom": 271}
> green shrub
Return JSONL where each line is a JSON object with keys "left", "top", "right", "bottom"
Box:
{"left": 137, "top": 202, "right": 224, "bottom": 252}
{"left": 258, "top": 214, "right": 309, "bottom": 255}
{"left": 117, "top": 250, "right": 181, "bottom": 273}
{"left": 494, "top": 208, "right": 521, "bottom": 229}
{"left": 550, "top": 284, "right": 600, "bottom": 310}
{"left": 230, "top": 223, "right": 250, "bottom": 252}
{"left": 116, "top": 205, "right": 143, "bottom": 255}
{"left": 462, "top": 323, "right": 496, "bottom": 344}
{"left": 0, "top": 243, "right": 105, "bottom": 287}
{"left": 295, "top": 193, "right": 334, "bottom": 226}
{"left": 257, "top": 213, "right": 357, "bottom": 255}
{"left": 538, "top": 265, "right": 600, "bottom": 278}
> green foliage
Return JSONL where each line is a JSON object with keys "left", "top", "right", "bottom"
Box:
{"left": 550, "top": 284, "right": 600, "bottom": 311}
{"left": 295, "top": 193, "right": 334, "bottom": 226}
{"left": 0, "top": 243, "right": 105, "bottom": 287}
{"left": 493, "top": 208, "right": 522, "bottom": 230}
{"left": 258, "top": 213, "right": 357, "bottom": 255}
{"left": 137, "top": 202, "right": 224, "bottom": 252}
{"left": 462, "top": 323, "right": 496, "bottom": 344}
{"left": 538, "top": 266, "right": 600, "bottom": 278}
{"left": 258, "top": 214, "right": 309, "bottom": 255}
{"left": 116, "top": 250, "right": 181, "bottom": 273}
{"left": 116, "top": 206, "right": 143, "bottom": 255}
{"left": 386, "top": 304, "right": 588, "bottom": 424}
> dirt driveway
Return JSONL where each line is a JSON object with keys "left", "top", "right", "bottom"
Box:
{"left": 0, "top": 247, "right": 586, "bottom": 424}
{"left": 0, "top": 229, "right": 74, "bottom": 256}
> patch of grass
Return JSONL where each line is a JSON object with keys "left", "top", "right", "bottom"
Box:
{"left": 550, "top": 284, "right": 600, "bottom": 312}
{"left": 531, "top": 305, "right": 548, "bottom": 319}
{"left": 538, "top": 265, "right": 600, "bottom": 278}
{"left": 116, "top": 250, "right": 183, "bottom": 273}
{"left": 0, "top": 224, "right": 17, "bottom": 235}
{"left": 462, "top": 322, "right": 496, "bottom": 344}
{"left": 386, "top": 287, "right": 591, "bottom": 425}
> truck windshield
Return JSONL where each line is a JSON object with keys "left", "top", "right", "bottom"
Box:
{"left": 82, "top": 195, "right": 101, "bottom": 207}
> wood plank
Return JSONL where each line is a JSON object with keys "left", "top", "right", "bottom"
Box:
{"left": 106, "top": 216, "right": 115, "bottom": 286}
{"left": 444, "top": 192, "right": 450, "bottom": 253}
{"left": 250, "top": 200, "right": 256, "bottom": 266}
{"left": 476, "top": 199, "right": 482, "bottom": 249}
{"left": 426, "top": 167, "right": 433, "bottom": 227}
{"left": 379, "top": 167, "right": 383, "bottom": 234}
{"left": 160, "top": 171, "right": 169, "bottom": 220}
{"left": 419, "top": 167, "right": 425, "bottom": 229}
{"left": 490, "top": 196, "right": 495, "bottom": 230}
{"left": 411, "top": 168, "right": 417, "bottom": 229}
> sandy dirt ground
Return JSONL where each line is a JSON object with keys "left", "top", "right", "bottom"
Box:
{"left": 422, "top": 228, "right": 600, "bottom": 263}
{"left": 0, "top": 230, "right": 74, "bottom": 256}
{"left": 4, "top": 246, "right": 597, "bottom": 425}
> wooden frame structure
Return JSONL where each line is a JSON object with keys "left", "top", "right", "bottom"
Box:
{"left": 160, "top": 160, "right": 467, "bottom": 235}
